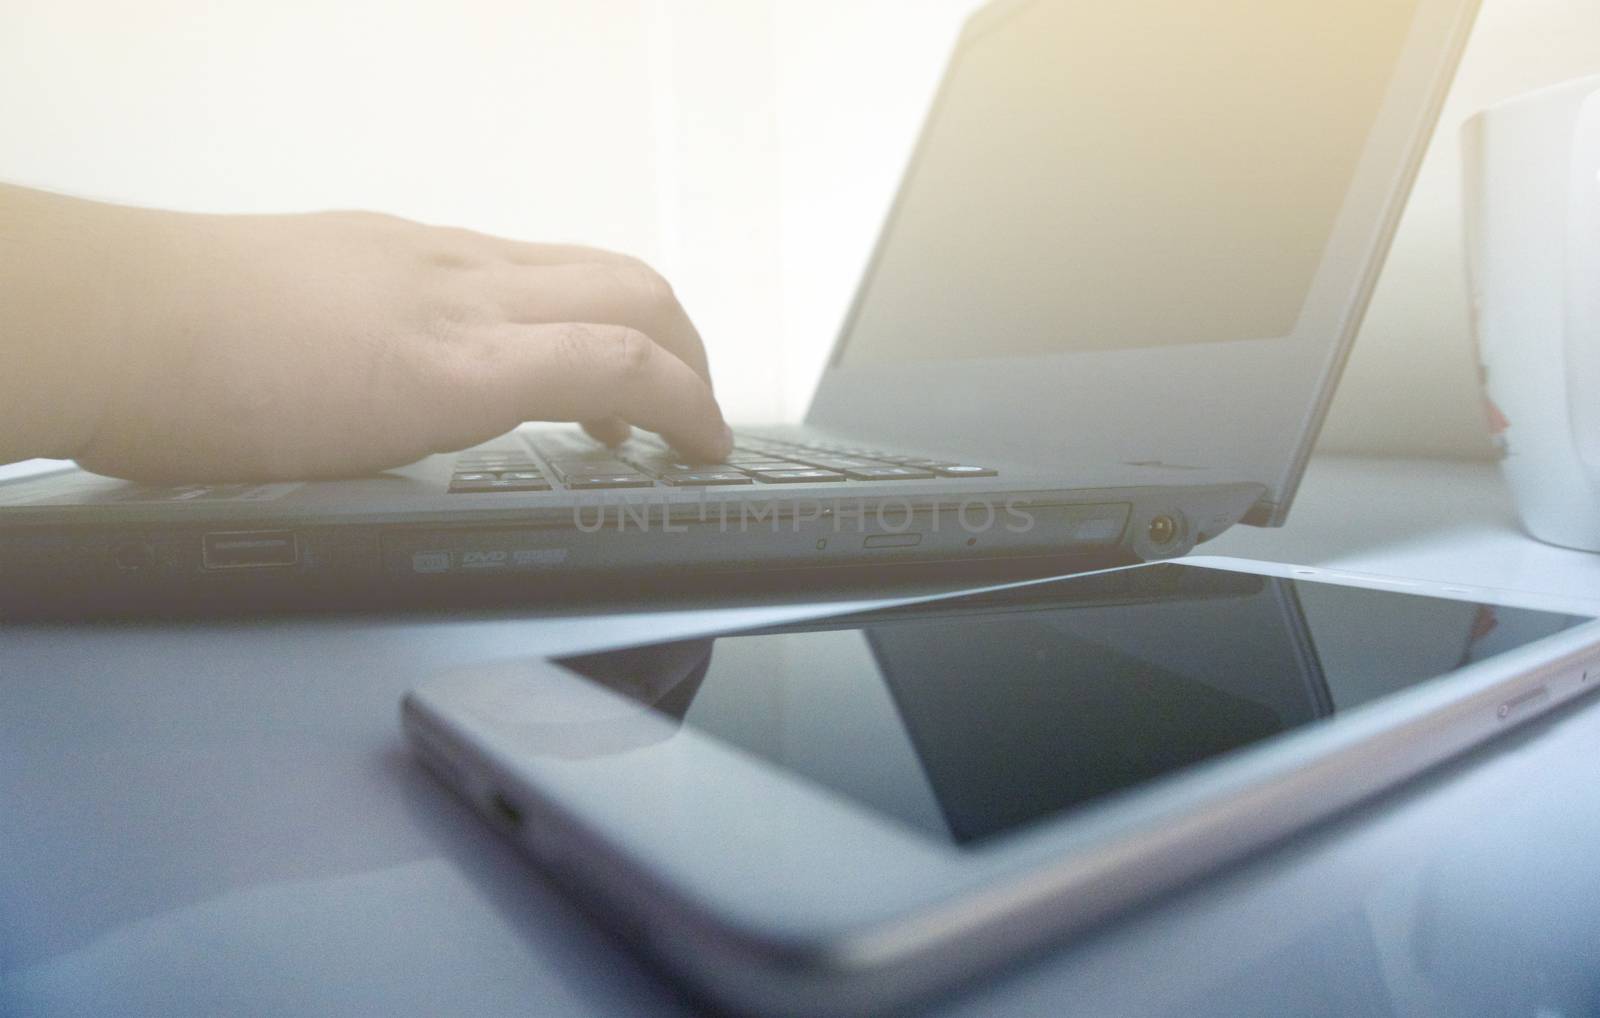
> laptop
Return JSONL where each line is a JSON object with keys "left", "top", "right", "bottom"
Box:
{"left": 0, "top": 0, "right": 1481, "bottom": 613}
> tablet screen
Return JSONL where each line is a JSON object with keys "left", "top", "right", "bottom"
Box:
{"left": 557, "top": 566, "right": 1586, "bottom": 847}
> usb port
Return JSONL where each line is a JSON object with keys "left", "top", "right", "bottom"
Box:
{"left": 201, "top": 530, "right": 298, "bottom": 569}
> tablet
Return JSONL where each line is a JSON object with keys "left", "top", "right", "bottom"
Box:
{"left": 402, "top": 557, "right": 1600, "bottom": 1015}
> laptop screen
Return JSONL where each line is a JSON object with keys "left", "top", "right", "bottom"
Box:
{"left": 836, "top": 0, "right": 1421, "bottom": 366}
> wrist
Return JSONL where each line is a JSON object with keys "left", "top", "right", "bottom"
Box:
{"left": 0, "top": 185, "right": 141, "bottom": 463}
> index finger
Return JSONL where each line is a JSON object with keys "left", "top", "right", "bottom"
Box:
{"left": 485, "top": 322, "right": 731, "bottom": 462}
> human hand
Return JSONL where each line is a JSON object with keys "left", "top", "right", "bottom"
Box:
{"left": 0, "top": 186, "right": 730, "bottom": 481}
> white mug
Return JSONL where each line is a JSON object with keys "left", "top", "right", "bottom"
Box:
{"left": 1463, "top": 74, "right": 1600, "bottom": 552}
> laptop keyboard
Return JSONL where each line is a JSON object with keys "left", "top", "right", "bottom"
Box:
{"left": 446, "top": 433, "right": 997, "bottom": 493}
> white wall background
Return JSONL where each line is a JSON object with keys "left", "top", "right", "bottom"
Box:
{"left": 1326, "top": 0, "right": 1600, "bottom": 459}
{"left": 2, "top": 0, "right": 1597, "bottom": 455}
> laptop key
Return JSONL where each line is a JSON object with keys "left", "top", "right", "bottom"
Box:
{"left": 660, "top": 471, "right": 755, "bottom": 486}
{"left": 795, "top": 458, "right": 894, "bottom": 471}
{"left": 933, "top": 465, "right": 998, "bottom": 477}
{"left": 546, "top": 456, "right": 631, "bottom": 468}
{"left": 563, "top": 473, "right": 656, "bottom": 489}
{"left": 749, "top": 469, "right": 847, "bottom": 483}
{"left": 627, "top": 455, "right": 737, "bottom": 477}
{"left": 450, "top": 477, "right": 552, "bottom": 493}
{"left": 548, "top": 461, "right": 636, "bottom": 481}
{"left": 842, "top": 466, "right": 938, "bottom": 481}
{"left": 463, "top": 461, "right": 539, "bottom": 471}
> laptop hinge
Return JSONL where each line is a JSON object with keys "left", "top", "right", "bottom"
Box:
{"left": 1241, "top": 498, "right": 1289, "bottom": 528}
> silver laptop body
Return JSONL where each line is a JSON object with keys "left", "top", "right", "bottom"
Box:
{"left": 0, "top": 0, "right": 1481, "bottom": 611}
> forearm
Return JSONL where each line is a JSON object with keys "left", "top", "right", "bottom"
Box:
{"left": 0, "top": 184, "right": 133, "bottom": 464}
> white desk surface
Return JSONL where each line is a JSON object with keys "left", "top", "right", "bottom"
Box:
{"left": 5, "top": 455, "right": 1600, "bottom": 1017}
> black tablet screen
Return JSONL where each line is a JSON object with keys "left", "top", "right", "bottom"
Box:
{"left": 557, "top": 566, "right": 1587, "bottom": 847}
